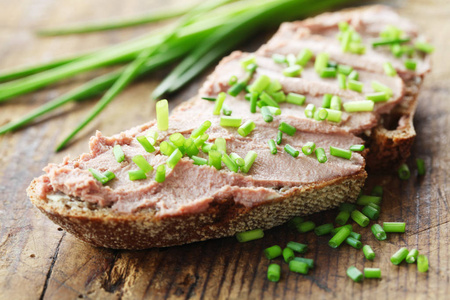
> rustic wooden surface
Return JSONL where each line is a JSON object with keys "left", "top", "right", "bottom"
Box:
{"left": 0, "top": 0, "right": 448, "bottom": 299}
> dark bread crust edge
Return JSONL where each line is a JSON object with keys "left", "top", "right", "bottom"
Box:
{"left": 27, "top": 171, "right": 366, "bottom": 249}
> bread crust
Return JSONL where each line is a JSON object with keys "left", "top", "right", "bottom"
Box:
{"left": 28, "top": 171, "right": 366, "bottom": 249}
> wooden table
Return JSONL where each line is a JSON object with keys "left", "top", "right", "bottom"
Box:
{"left": 0, "top": 0, "right": 448, "bottom": 299}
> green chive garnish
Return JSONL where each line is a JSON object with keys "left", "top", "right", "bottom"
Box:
{"left": 286, "top": 54, "right": 297, "bottom": 66}
{"left": 383, "top": 62, "right": 397, "bottom": 77}
{"left": 249, "top": 75, "right": 271, "bottom": 93}
{"left": 184, "top": 138, "right": 199, "bottom": 157}
{"left": 330, "top": 96, "right": 341, "bottom": 111}
{"left": 267, "top": 264, "right": 281, "bottom": 282}
{"left": 169, "top": 133, "right": 186, "bottom": 148}
{"left": 330, "top": 146, "right": 351, "bottom": 159}
{"left": 89, "top": 168, "right": 109, "bottom": 185}
{"left": 335, "top": 211, "right": 350, "bottom": 225}
{"left": 268, "top": 139, "right": 277, "bottom": 154}
{"left": 272, "top": 53, "right": 286, "bottom": 64}
{"left": 364, "top": 268, "right": 381, "bottom": 279}
{"left": 391, "top": 247, "right": 409, "bottom": 265}
{"left": 214, "top": 137, "right": 226, "bottom": 153}
{"left": 293, "top": 257, "right": 314, "bottom": 269}
{"left": 315, "top": 148, "right": 327, "bottom": 163}
{"left": 128, "top": 169, "right": 147, "bottom": 181}
{"left": 261, "top": 106, "right": 273, "bottom": 123}
{"left": 266, "top": 79, "right": 282, "bottom": 94}
{"left": 221, "top": 153, "right": 238, "bottom": 173}
{"left": 222, "top": 104, "right": 232, "bottom": 116}
{"left": 366, "top": 92, "right": 389, "bottom": 102}
{"left": 371, "top": 224, "right": 387, "bottom": 241}
{"left": 282, "top": 247, "right": 295, "bottom": 263}
{"left": 230, "top": 153, "right": 245, "bottom": 167}
{"left": 249, "top": 91, "right": 258, "bottom": 113}
{"left": 166, "top": 148, "right": 183, "bottom": 169}
{"left": 404, "top": 59, "right": 417, "bottom": 71}
{"left": 301, "top": 141, "right": 315, "bottom": 155}
{"left": 414, "top": 42, "right": 434, "bottom": 54}
{"left": 286, "top": 93, "right": 305, "bottom": 105}
{"left": 329, "top": 226, "right": 351, "bottom": 248}
{"left": 208, "top": 150, "right": 222, "bottom": 170}
{"left": 338, "top": 73, "right": 347, "bottom": 89}
{"left": 284, "top": 144, "right": 299, "bottom": 158}
{"left": 235, "top": 229, "right": 264, "bottom": 242}
{"left": 357, "top": 195, "right": 382, "bottom": 206}
{"left": 264, "top": 245, "right": 282, "bottom": 260}
{"left": 371, "top": 80, "right": 393, "bottom": 97}
{"left": 194, "top": 133, "right": 209, "bottom": 148}
{"left": 383, "top": 222, "right": 406, "bottom": 233}
{"left": 289, "top": 260, "right": 309, "bottom": 274}
{"left": 238, "top": 120, "right": 255, "bottom": 137}
{"left": 156, "top": 99, "right": 169, "bottom": 131}
{"left": 155, "top": 164, "right": 166, "bottom": 183}
{"left": 201, "top": 97, "right": 216, "bottom": 101}
{"left": 132, "top": 155, "right": 153, "bottom": 173}
{"left": 286, "top": 241, "right": 308, "bottom": 253}
{"left": 362, "top": 205, "right": 380, "bottom": 220}
{"left": 297, "top": 48, "right": 313, "bottom": 66}
{"left": 372, "top": 37, "right": 410, "bottom": 47}
{"left": 314, "top": 108, "right": 328, "bottom": 121}
{"left": 406, "top": 249, "right": 419, "bottom": 263}
{"left": 220, "top": 116, "right": 242, "bottom": 127}
{"left": 314, "top": 53, "right": 329, "bottom": 73}
{"left": 368, "top": 203, "right": 381, "bottom": 211}
{"left": 350, "top": 144, "right": 365, "bottom": 152}
{"left": 348, "top": 70, "right": 359, "bottom": 81}
{"left": 305, "top": 103, "right": 316, "bottom": 118}
{"left": 340, "top": 203, "right": 356, "bottom": 212}
{"left": 241, "top": 150, "right": 257, "bottom": 173}
{"left": 296, "top": 221, "right": 315, "bottom": 233}
{"left": 337, "top": 65, "right": 353, "bottom": 75}
{"left": 351, "top": 210, "right": 370, "bottom": 227}
{"left": 416, "top": 158, "right": 426, "bottom": 175}
{"left": 113, "top": 145, "right": 125, "bottom": 163}
{"left": 160, "top": 141, "right": 176, "bottom": 156}
{"left": 350, "top": 231, "right": 361, "bottom": 240}
{"left": 363, "top": 245, "right": 375, "bottom": 260}
{"left": 240, "top": 55, "right": 256, "bottom": 69}
{"left": 346, "top": 237, "right": 362, "bottom": 249}
{"left": 213, "top": 92, "right": 226, "bottom": 115}
{"left": 347, "top": 266, "right": 363, "bottom": 282}
{"left": 276, "top": 131, "right": 283, "bottom": 145}
{"left": 417, "top": 255, "right": 429, "bottom": 272}
{"left": 343, "top": 100, "right": 374, "bottom": 112}
{"left": 322, "top": 94, "right": 332, "bottom": 108}
{"left": 319, "top": 67, "right": 337, "bottom": 78}
{"left": 314, "top": 223, "right": 334, "bottom": 236}
{"left": 331, "top": 224, "right": 353, "bottom": 235}
{"left": 260, "top": 91, "right": 279, "bottom": 107}
{"left": 279, "top": 122, "right": 296, "bottom": 136}
{"left": 288, "top": 216, "right": 304, "bottom": 229}
{"left": 191, "top": 155, "right": 207, "bottom": 166}
{"left": 398, "top": 163, "right": 411, "bottom": 180}
{"left": 325, "top": 109, "right": 342, "bottom": 122}
{"left": 283, "top": 65, "right": 302, "bottom": 77}
{"left": 271, "top": 91, "right": 286, "bottom": 103}
{"left": 347, "top": 79, "right": 364, "bottom": 92}
{"left": 228, "top": 75, "right": 238, "bottom": 86}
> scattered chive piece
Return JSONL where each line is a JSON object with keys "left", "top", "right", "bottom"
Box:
{"left": 214, "top": 137, "right": 226, "bottom": 153}
{"left": 301, "top": 141, "right": 316, "bottom": 156}
{"left": 237, "top": 120, "right": 256, "bottom": 138}
{"left": 160, "top": 141, "right": 176, "bottom": 156}
{"left": 271, "top": 91, "right": 286, "bottom": 103}
{"left": 329, "top": 226, "right": 351, "bottom": 248}
{"left": 340, "top": 203, "right": 356, "bottom": 212}
{"left": 220, "top": 116, "right": 242, "bottom": 127}
{"left": 314, "top": 53, "right": 329, "bottom": 73}
{"left": 286, "top": 93, "right": 306, "bottom": 105}
{"left": 347, "top": 79, "right": 364, "bottom": 92}
{"left": 272, "top": 53, "right": 286, "bottom": 64}
{"left": 88, "top": 168, "right": 109, "bottom": 184}
{"left": 128, "top": 169, "right": 147, "bottom": 181}
{"left": 267, "top": 106, "right": 282, "bottom": 115}
{"left": 330, "top": 146, "right": 351, "bottom": 160}
{"left": 366, "top": 92, "right": 389, "bottom": 102}
{"left": 194, "top": 133, "right": 209, "bottom": 148}
{"left": 404, "top": 60, "right": 417, "bottom": 71}
{"left": 383, "top": 62, "right": 397, "bottom": 76}
{"left": 338, "top": 73, "right": 347, "bottom": 89}
{"left": 266, "top": 79, "right": 282, "bottom": 94}
{"left": 349, "top": 43, "right": 366, "bottom": 54}
{"left": 113, "top": 145, "right": 125, "bottom": 163}
{"left": 357, "top": 195, "right": 382, "bottom": 206}
{"left": 368, "top": 203, "right": 381, "bottom": 211}
{"left": 297, "top": 221, "right": 316, "bottom": 233}
{"left": 155, "top": 164, "right": 166, "bottom": 183}
{"left": 267, "top": 264, "right": 281, "bottom": 282}
{"left": 235, "top": 229, "right": 264, "bottom": 242}
{"left": 348, "top": 70, "right": 359, "bottom": 81}
{"left": 391, "top": 247, "right": 409, "bottom": 265}
{"left": 166, "top": 148, "right": 183, "bottom": 169}
{"left": 184, "top": 138, "right": 199, "bottom": 157}
{"left": 398, "top": 163, "right": 411, "bottom": 180}
{"left": 286, "top": 241, "right": 308, "bottom": 253}
{"left": 371, "top": 224, "right": 387, "bottom": 240}
{"left": 261, "top": 106, "right": 273, "bottom": 123}
{"left": 228, "top": 75, "right": 238, "bottom": 86}
{"left": 132, "top": 155, "right": 153, "bottom": 173}
{"left": 372, "top": 37, "right": 410, "bottom": 47}
{"left": 349, "top": 231, "right": 361, "bottom": 240}
{"left": 314, "top": 108, "right": 328, "bottom": 121}
{"left": 347, "top": 266, "right": 363, "bottom": 282}
{"left": 362, "top": 205, "right": 380, "bottom": 220}
{"left": 383, "top": 222, "right": 406, "bottom": 233}
{"left": 322, "top": 94, "right": 332, "bottom": 108}
{"left": 282, "top": 247, "right": 295, "bottom": 263}
{"left": 260, "top": 92, "right": 279, "bottom": 107}
{"left": 284, "top": 144, "right": 300, "bottom": 158}
{"left": 331, "top": 224, "right": 353, "bottom": 235}
{"left": 371, "top": 185, "right": 383, "bottom": 197}
{"left": 364, "top": 268, "right": 381, "bottom": 279}
{"left": 343, "top": 100, "right": 374, "bottom": 112}
{"left": 222, "top": 104, "right": 232, "bottom": 116}
{"left": 293, "top": 257, "right": 314, "bottom": 269}
{"left": 221, "top": 153, "right": 238, "bottom": 173}
{"left": 315, "top": 148, "right": 327, "bottom": 163}
{"left": 314, "top": 223, "right": 334, "bottom": 236}
{"left": 268, "top": 139, "right": 277, "bottom": 155}
{"left": 371, "top": 80, "right": 393, "bottom": 96}
{"left": 213, "top": 92, "right": 226, "bottom": 115}
{"left": 208, "top": 150, "right": 222, "bottom": 170}
{"left": 103, "top": 170, "right": 115, "bottom": 182}
{"left": 289, "top": 260, "right": 309, "bottom": 274}
{"left": 351, "top": 210, "right": 370, "bottom": 227}
{"left": 241, "top": 151, "right": 257, "bottom": 173}
{"left": 346, "top": 237, "right": 362, "bottom": 249}
{"left": 417, "top": 255, "right": 429, "bottom": 272}
{"left": 406, "top": 249, "right": 419, "bottom": 263}
{"left": 201, "top": 97, "right": 216, "bottom": 101}
{"left": 276, "top": 131, "right": 283, "bottom": 145}
{"left": 230, "top": 153, "right": 245, "bottom": 167}
{"left": 288, "top": 216, "right": 305, "bottom": 229}
{"left": 279, "top": 122, "right": 296, "bottom": 136}
{"left": 169, "top": 133, "right": 186, "bottom": 148}
{"left": 297, "top": 48, "right": 313, "bottom": 66}
{"left": 146, "top": 130, "right": 158, "bottom": 143}
{"left": 250, "top": 75, "right": 271, "bottom": 93}
{"left": 414, "top": 42, "right": 434, "bottom": 54}
{"left": 249, "top": 91, "right": 258, "bottom": 113}
{"left": 227, "top": 82, "right": 247, "bottom": 97}
{"left": 330, "top": 96, "right": 342, "bottom": 111}
{"left": 264, "top": 245, "right": 283, "bottom": 260}
{"left": 240, "top": 55, "right": 256, "bottom": 69}
{"left": 325, "top": 109, "right": 342, "bottom": 122}
{"left": 363, "top": 245, "right": 375, "bottom": 260}
{"left": 305, "top": 103, "right": 316, "bottom": 118}
{"left": 319, "top": 67, "right": 337, "bottom": 78}
{"left": 341, "top": 30, "right": 352, "bottom": 52}
{"left": 191, "top": 155, "right": 207, "bottom": 166}
{"left": 337, "top": 65, "right": 353, "bottom": 75}
{"left": 335, "top": 211, "right": 350, "bottom": 225}
{"left": 156, "top": 99, "right": 169, "bottom": 131}
{"left": 286, "top": 53, "right": 297, "bottom": 66}
{"left": 350, "top": 144, "right": 365, "bottom": 152}
{"left": 416, "top": 158, "right": 426, "bottom": 175}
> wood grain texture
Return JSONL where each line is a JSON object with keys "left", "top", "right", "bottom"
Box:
{"left": 0, "top": 0, "right": 448, "bottom": 299}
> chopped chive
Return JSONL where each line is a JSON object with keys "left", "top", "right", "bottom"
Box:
{"left": 128, "top": 169, "right": 147, "bottom": 181}
{"left": 404, "top": 60, "right": 417, "bottom": 71}
{"left": 343, "top": 100, "right": 374, "bottom": 112}
{"left": 250, "top": 75, "right": 271, "bottom": 93}
{"left": 272, "top": 53, "right": 286, "bottom": 64}
{"left": 288, "top": 216, "right": 304, "bottom": 229}
{"left": 391, "top": 247, "right": 409, "bottom": 265}
{"left": 338, "top": 21, "right": 349, "bottom": 31}
{"left": 249, "top": 91, "right": 258, "bottom": 113}
{"left": 314, "top": 223, "right": 334, "bottom": 236}
{"left": 391, "top": 44, "right": 403, "bottom": 57}
{"left": 241, "top": 151, "right": 257, "bottom": 173}
{"left": 371, "top": 224, "right": 387, "bottom": 240}
{"left": 341, "top": 30, "right": 352, "bottom": 52}
{"left": 230, "top": 153, "right": 245, "bottom": 167}
{"left": 156, "top": 99, "right": 169, "bottom": 131}
{"left": 366, "top": 91, "right": 389, "bottom": 103}
{"left": 228, "top": 75, "right": 238, "bottom": 86}
{"left": 208, "top": 150, "right": 222, "bottom": 170}
{"left": 350, "top": 144, "right": 365, "bottom": 152}
{"left": 414, "top": 42, "right": 434, "bottom": 54}
{"left": 184, "top": 138, "right": 199, "bottom": 157}
{"left": 160, "top": 141, "right": 176, "bottom": 156}
{"left": 214, "top": 137, "right": 226, "bottom": 153}
{"left": 286, "top": 241, "right": 308, "bottom": 253}
{"left": 155, "top": 164, "right": 166, "bottom": 183}
{"left": 330, "top": 146, "right": 352, "bottom": 159}
{"left": 286, "top": 93, "right": 306, "bottom": 105}
{"left": 235, "top": 229, "right": 264, "bottom": 242}
{"left": 416, "top": 158, "right": 426, "bottom": 175}
{"left": 264, "top": 245, "right": 283, "bottom": 260}
{"left": 314, "top": 53, "right": 329, "bottom": 73}
{"left": 268, "top": 139, "right": 277, "bottom": 155}
{"left": 340, "top": 203, "right": 356, "bottom": 212}
{"left": 301, "top": 141, "right": 316, "bottom": 156}
{"left": 227, "top": 82, "right": 247, "bottom": 97}
{"left": 240, "top": 56, "right": 256, "bottom": 69}
{"left": 266, "top": 79, "right": 282, "bottom": 94}
{"left": 383, "top": 222, "right": 406, "bottom": 233}
{"left": 213, "top": 92, "right": 226, "bottom": 115}
{"left": 363, "top": 245, "right": 375, "bottom": 260}
{"left": 132, "top": 155, "right": 153, "bottom": 173}
{"left": 88, "top": 168, "right": 109, "bottom": 184}
{"left": 364, "top": 268, "right": 381, "bottom": 279}
{"left": 322, "top": 94, "right": 332, "bottom": 108}
{"left": 349, "top": 231, "right": 361, "bottom": 240}
{"left": 220, "top": 116, "right": 242, "bottom": 127}
{"left": 406, "top": 249, "right": 419, "bottom": 263}
{"left": 297, "top": 48, "right": 313, "bottom": 66}
{"left": 283, "top": 65, "right": 302, "bottom": 77}
{"left": 351, "top": 210, "right": 370, "bottom": 227}
{"left": 267, "top": 264, "right": 281, "bottom": 282}
{"left": 383, "top": 62, "right": 397, "bottom": 77}
{"left": 338, "top": 73, "right": 347, "bottom": 89}
{"left": 347, "top": 79, "right": 364, "bottom": 93}
{"left": 222, "top": 104, "right": 232, "bottom": 116}
{"left": 357, "top": 195, "right": 381, "bottom": 206}
{"left": 331, "top": 224, "right": 353, "bottom": 235}
{"left": 347, "top": 266, "right": 363, "bottom": 282}
{"left": 113, "top": 145, "right": 125, "bottom": 163}
{"left": 293, "top": 257, "right": 314, "bottom": 269}
{"left": 349, "top": 42, "right": 366, "bottom": 54}
{"left": 166, "top": 148, "right": 183, "bottom": 169}
{"left": 276, "top": 131, "right": 283, "bottom": 145}
{"left": 368, "top": 203, "right": 381, "bottom": 211}
{"left": 103, "top": 170, "right": 115, "bottom": 182}
{"left": 362, "top": 205, "right": 380, "bottom": 220}
{"left": 201, "top": 97, "right": 216, "bottom": 101}
{"left": 271, "top": 91, "right": 286, "bottom": 103}
{"left": 221, "top": 153, "right": 238, "bottom": 173}
{"left": 319, "top": 67, "right": 337, "bottom": 78}
{"left": 337, "top": 65, "right": 353, "bottom": 75}
{"left": 417, "top": 255, "right": 429, "bottom": 272}
{"left": 371, "top": 81, "right": 393, "bottom": 96}
{"left": 284, "top": 144, "right": 299, "bottom": 158}
{"left": 267, "top": 106, "right": 281, "bottom": 115}
{"left": 146, "top": 130, "right": 158, "bottom": 143}
{"left": 297, "top": 221, "right": 315, "bottom": 233}
{"left": 169, "top": 133, "right": 186, "bottom": 148}
{"left": 314, "top": 108, "right": 328, "bottom": 121}
{"left": 260, "top": 91, "right": 279, "bottom": 107}
{"left": 348, "top": 70, "right": 359, "bottom": 81}
{"left": 282, "top": 247, "right": 295, "bottom": 263}
{"left": 261, "top": 106, "right": 274, "bottom": 123}
{"left": 330, "top": 96, "right": 342, "bottom": 111}
{"left": 191, "top": 120, "right": 211, "bottom": 139}
{"left": 325, "top": 109, "right": 342, "bottom": 122}
{"left": 398, "top": 163, "right": 411, "bottom": 180}
{"left": 335, "top": 211, "right": 350, "bottom": 225}
{"left": 305, "top": 103, "right": 316, "bottom": 118}
{"left": 315, "top": 148, "right": 327, "bottom": 163}
{"left": 279, "top": 122, "right": 296, "bottom": 136}
{"left": 346, "top": 237, "right": 362, "bottom": 249}
{"left": 191, "top": 155, "right": 207, "bottom": 166}
{"left": 286, "top": 53, "right": 297, "bottom": 66}
{"left": 371, "top": 185, "right": 383, "bottom": 197}
{"left": 372, "top": 37, "right": 410, "bottom": 47}
{"left": 194, "top": 133, "right": 209, "bottom": 148}
{"left": 329, "top": 226, "right": 351, "bottom": 248}
{"left": 289, "top": 260, "right": 309, "bottom": 274}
